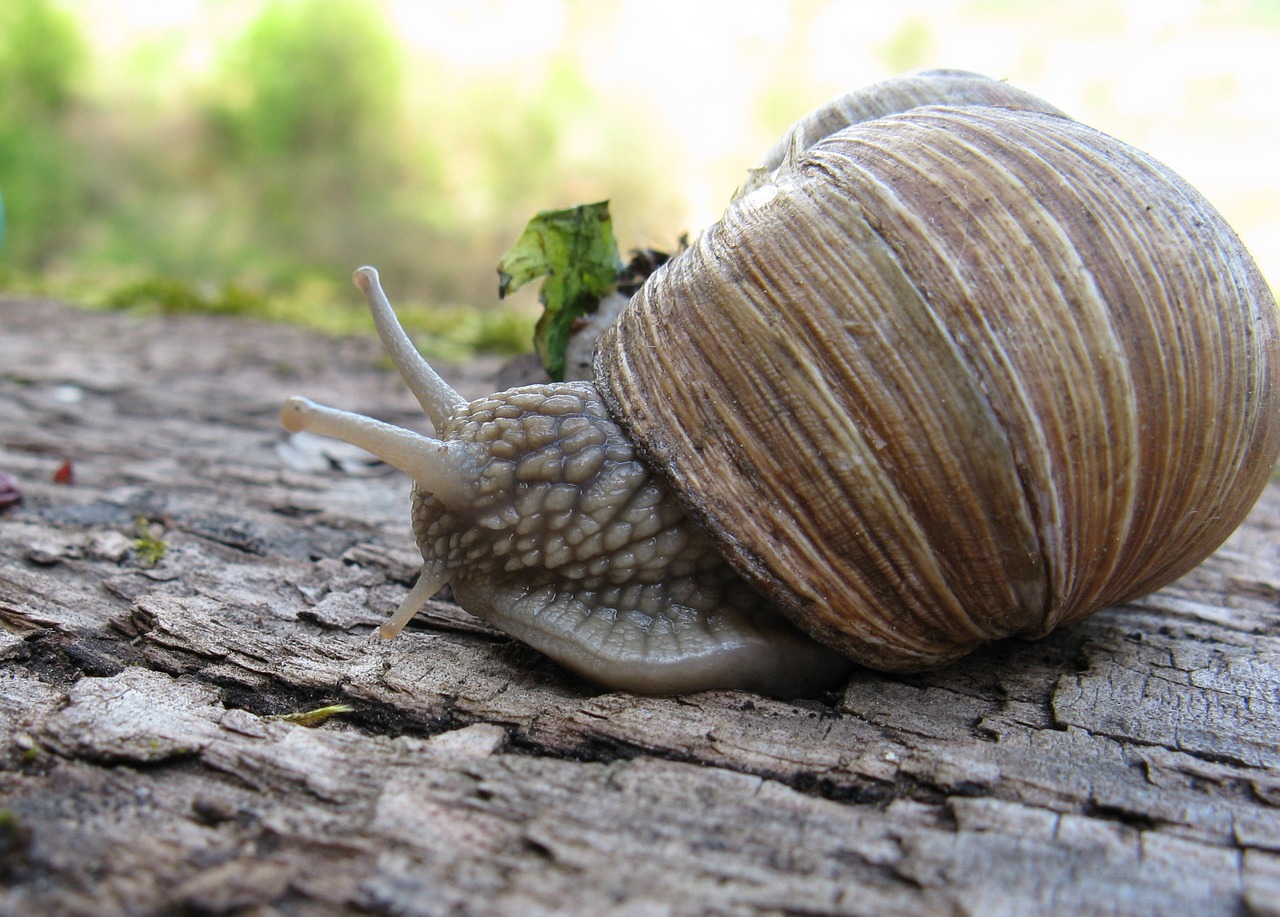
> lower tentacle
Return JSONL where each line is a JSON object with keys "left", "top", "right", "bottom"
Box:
{"left": 380, "top": 563, "right": 450, "bottom": 640}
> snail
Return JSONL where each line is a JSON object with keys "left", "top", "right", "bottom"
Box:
{"left": 281, "top": 70, "right": 1280, "bottom": 696}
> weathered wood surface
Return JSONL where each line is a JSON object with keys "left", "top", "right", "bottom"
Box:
{"left": 1, "top": 294, "right": 1279, "bottom": 916}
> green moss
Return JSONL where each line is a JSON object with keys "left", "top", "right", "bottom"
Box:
{"left": 132, "top": 515, "right": 167, "bottom": 568}
{"left": 105, "top": 276, "right": 262, "bottom": 315}
{"left": 1, "top": 269, "right": 535, "bottom": 361}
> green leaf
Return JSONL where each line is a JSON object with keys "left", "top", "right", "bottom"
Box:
{"left": 497, "top": 201, "right": 622, "bottom": 381}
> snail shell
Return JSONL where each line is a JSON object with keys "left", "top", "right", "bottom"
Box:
{"left": 597, "top": 70, "right": 1280, "bottom": 671}
{"left": 282, "top": 71, "right": 1280, "bottom": 694}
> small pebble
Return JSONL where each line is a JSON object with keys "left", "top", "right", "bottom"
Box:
{"left": 50, "top": 383, "right": 84, "bottom": 404}
{"left": 0, "top": 471, "right": 22, "bottom": 510}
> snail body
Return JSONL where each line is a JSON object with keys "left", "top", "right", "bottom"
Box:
{"left": 282, "top": 71, "right": 1280, "bottom": 695}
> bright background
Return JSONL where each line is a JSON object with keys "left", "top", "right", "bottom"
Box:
{"left": 2, "top": 0, "right": 1278, "bottom": 354}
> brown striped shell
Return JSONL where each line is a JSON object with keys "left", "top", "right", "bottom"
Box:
{"left": 596, "top": 70, "right": 1280, "bottom": 672}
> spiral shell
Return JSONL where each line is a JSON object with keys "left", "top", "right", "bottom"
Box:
{"left": 596, "top": 72, "right": 1280, "bottom": 671}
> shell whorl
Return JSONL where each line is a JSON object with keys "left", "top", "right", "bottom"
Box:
{"left": 597, "top": 103, "right": 1280, "bottom": 671}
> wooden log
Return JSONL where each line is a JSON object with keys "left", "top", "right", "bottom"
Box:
{"left": 1, "top": 296, "right": 1278, "bottom": 915}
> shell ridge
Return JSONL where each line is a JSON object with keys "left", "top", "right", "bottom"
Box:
{"left": 813, "top": 108, "right": 1165, "bottom": 633}
{"left": 769, "top": 179, "right": 1019, "bottom": 648}
{"left": 715, "top": 181, "right": 1039, "bottom": 655}
{"left": 802, "top": 131, "right": 1061, "bottom": 638}
{"left": 610, "top": 153, "right": 1054, "bottom": 665}
{"left": 908, "top": 108, "right": 1145, "bottom": 625}
{"left": 982, "top": 110, "right": 1277, "bottom": 612}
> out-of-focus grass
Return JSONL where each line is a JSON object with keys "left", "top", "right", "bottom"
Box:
{"left": 0, "top": 265, "right": 536, "bottom": 360}
{"left": 0, "top": 0, "right": 674, "bottom": 359}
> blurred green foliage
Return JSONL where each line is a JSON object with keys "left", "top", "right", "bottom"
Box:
{"left": 2, "top": 0, "right": 1278, "bottom": 360}
{"left": 0, "top": 0, "right": 86, "bottom": 270}
{"left": 104, "top": 276, "right": 267, "bottom": 316}
{"left": 0, "top": 0, "right": 684, "bottom": 357}
{"left": 202, "top": 0, "right": 413, "bottom": 291}
{"left": 210, "top": 0, "right": 403, "bottom": 164}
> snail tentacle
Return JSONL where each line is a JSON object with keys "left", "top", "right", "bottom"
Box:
{"left": 354, "top": 266, "right": 467, "bottom": 431}
{"left": 279, "top": 396, "right": 477, "bottom": 510}
{"left": 379, "top": 562, "right": 450, "bottom": 640}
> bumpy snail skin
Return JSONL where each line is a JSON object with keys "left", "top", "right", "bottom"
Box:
{"left": 282, "top": 268, "right": 851, "bottom": 696}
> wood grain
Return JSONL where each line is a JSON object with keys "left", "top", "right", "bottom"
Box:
{"left": 1, "top": 296, "right": 1278, "bottom": 915}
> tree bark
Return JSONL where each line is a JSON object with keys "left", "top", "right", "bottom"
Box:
{"left": 1, "top": 296, "right": 1278, "bottom": 916}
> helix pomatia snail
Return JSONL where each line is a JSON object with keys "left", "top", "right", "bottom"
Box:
{"left": 281, "top": 70, "right": 1280, "bottom": 696}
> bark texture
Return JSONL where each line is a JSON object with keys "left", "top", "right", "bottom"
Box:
{"left": 1, "top": 296, "right": 1279, "bottom": 916}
